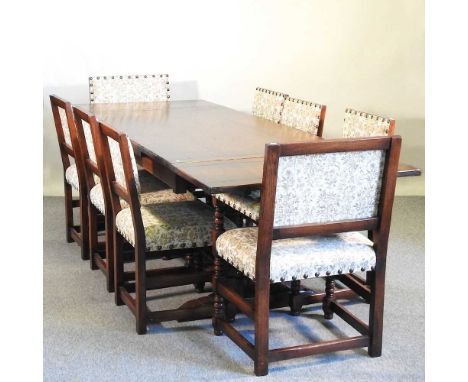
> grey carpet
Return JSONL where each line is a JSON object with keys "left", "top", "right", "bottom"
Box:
{"left": 43, "top": 196, "right": 424, "bottom": 381}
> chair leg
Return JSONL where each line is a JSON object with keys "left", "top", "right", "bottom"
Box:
{"left": 105, "top": 214, "right": 115, "bottom": 293}
{"left": 135, "top": 243, "right": 147, "bottom": 335}
{"left": 114, "top": 232, "right": 125, "bottom": 306}
{"left": 289, "top": 279, "right": 302, "bottom": 316}
{"left": 89, "top": 204, "right": 99, "bottom": 270}
{"left": 366, "top": 270, "right": 372, "bottom": 285}
{"left": 64, "top": 182, "right": 74, "bottom": 243}
{"left": 212, "top": 253, "right": 224, "bottom": 336}
{"left": 193, "top": 252, "right": 205, "bottom": 293}
{"left": 79, "top": 194, "right": 90, "bottom": 260}
{"left": 254, "top": 279, "right": 270, "bottom": 376}
{"left": 368, "top": 268, "right": 384, "bottom": 357}
{"left": 322, "top": 276, "right": 335, "bottom": 320}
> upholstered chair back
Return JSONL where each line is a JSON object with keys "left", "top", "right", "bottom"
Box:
{"left": 50, "top": 95, "right": 73, "bottom": 153}
{"left": 72, "top": 107, "right": 104, "bottom": 189}
{"left": 252, "top": 87, "right": 288, "bottom": 123}
{"left": 107, "top": 136, "right": 141, "bottom": 193}
{"left": 280, "top": 97, "right": 326, "bottom": 136}
{"left": 343, "top": 108, "right": 395, "bottom": 138}
{"left": 273, "top": 149, "right": 385, "bottom": 227}
{"left": 57, "top": 107, "right": 73, "bottom": 146}
{"left": 89, "top": 74, "right": 170, "bottom": 104}
{"left": 50, "top": 95, "right": 80, "bottom": 171}
{"left": 76, "top": 113, "right": 97, "bottom": 164}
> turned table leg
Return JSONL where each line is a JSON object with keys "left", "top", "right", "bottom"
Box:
{"left": 212, "top": 197, "right": 226, "bottom": 335}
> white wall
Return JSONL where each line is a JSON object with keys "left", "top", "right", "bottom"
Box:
{"left": 43, "top": 0, "right": 424, "bottom": 195}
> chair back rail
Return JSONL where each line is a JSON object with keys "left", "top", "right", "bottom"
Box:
{"left": 256, "top": 136, "right": 402, "bottom": 281}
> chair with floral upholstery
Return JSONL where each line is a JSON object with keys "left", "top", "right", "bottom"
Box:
{"left": 50, "top": 95, "right": 90, "bottom": 260}
{"left": 97, "top": 121, "right": 235, "bottom": 333}
{"left": 252, "top": 87, "right": 288, "bottom": 123}
{"left": 343, "top": 108, "right": 395, "bottom": 138}
{"left": 72, "top": 107, "right": 195, "bottom": 292}
{"left": 212, "top": 136, "right": 402, "bottom": 376}
{"left": 89, "top": 74, "right": 170, "bottom": 103}
{"left": 280, "top": 97, "right": 326, "bottom": 136}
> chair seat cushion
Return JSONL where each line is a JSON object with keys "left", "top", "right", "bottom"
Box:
{"left": 215, "top": 191, "right": 261, "bottom": 222}
{"left": 89, "top": 183, "right": 195, "bottom": 215}
{"left": 65, "top": 164, "right": 80, "bottom": 191}
{"left": 115, "top": 201, "right": 236, "bottom": 251}
{"left": 216, "top": 227, "right": 375, "bottom": 282}
{"left": 65, "top": 164, "right": 101, "bottom": 192}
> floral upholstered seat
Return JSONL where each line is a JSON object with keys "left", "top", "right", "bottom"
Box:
{"left": 89, "top": 74, "right": 170, "bottom": 103}
{"left": 343, "top": 108, "right": 395, "bottom": 138}
{"left": 252, "top": 87, "right": 288, "bottom": 123}
{"left": 90, "top": 183, "right": 195, "bottom": 215}
{"left": 116, "top": 201, "right": 236, "bottom": 251}
{"left": 216, "top": 228, "right": 375, "bottom": 282}
{"left": 214, "top": 191, "right": 261, "bottom": 222}
{"left": 65, "top": 164, "right": 80, "bottom": 191}
{"left": 280, "top": 97, "right": 325, "bottom": 135}
{"left": 65, "top": 163, "right": 102, "bottom": 192}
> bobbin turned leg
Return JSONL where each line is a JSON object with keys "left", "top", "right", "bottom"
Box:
{"left": 213, "top": 254, "right": 225, "bottom": 335}
{"left": 289, "top": 279, "right": 302, "bottom": 316}
{"left": 323, "top": 276, "right": 335, "bottom": 320}
{"left": 212, "top": 197, "right": 225, "bottom": 336}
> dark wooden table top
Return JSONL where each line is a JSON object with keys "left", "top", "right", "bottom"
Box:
{"left": 78, "top": 100, "right": 421, "bottom": 193}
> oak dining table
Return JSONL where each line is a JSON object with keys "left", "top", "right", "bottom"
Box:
{"left": 77, "top": 99, "right": 421, "bottom": 321}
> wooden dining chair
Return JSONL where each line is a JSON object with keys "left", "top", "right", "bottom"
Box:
{"left": 212, "top": 136, "right": 401, "bottom": 376}
{"left": 72, "top": 107, "right": 195, "bottom": 292}
{"left": 343, "top": 108, "right": 395, "bottom": 138}
{"left": 49, "top": 95, "right": 90, "bottom": 260}
{"left": 89, "top": 74, "right": 170, "bottom": 103}
{"left": 252, "top": 87, "right": 288, "bottom": 123}
{"left": 280, "top": 97, "right": 326, "bottom": 136}
{"left": 97, "top": 121, "right": 235, "bottom": 333}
